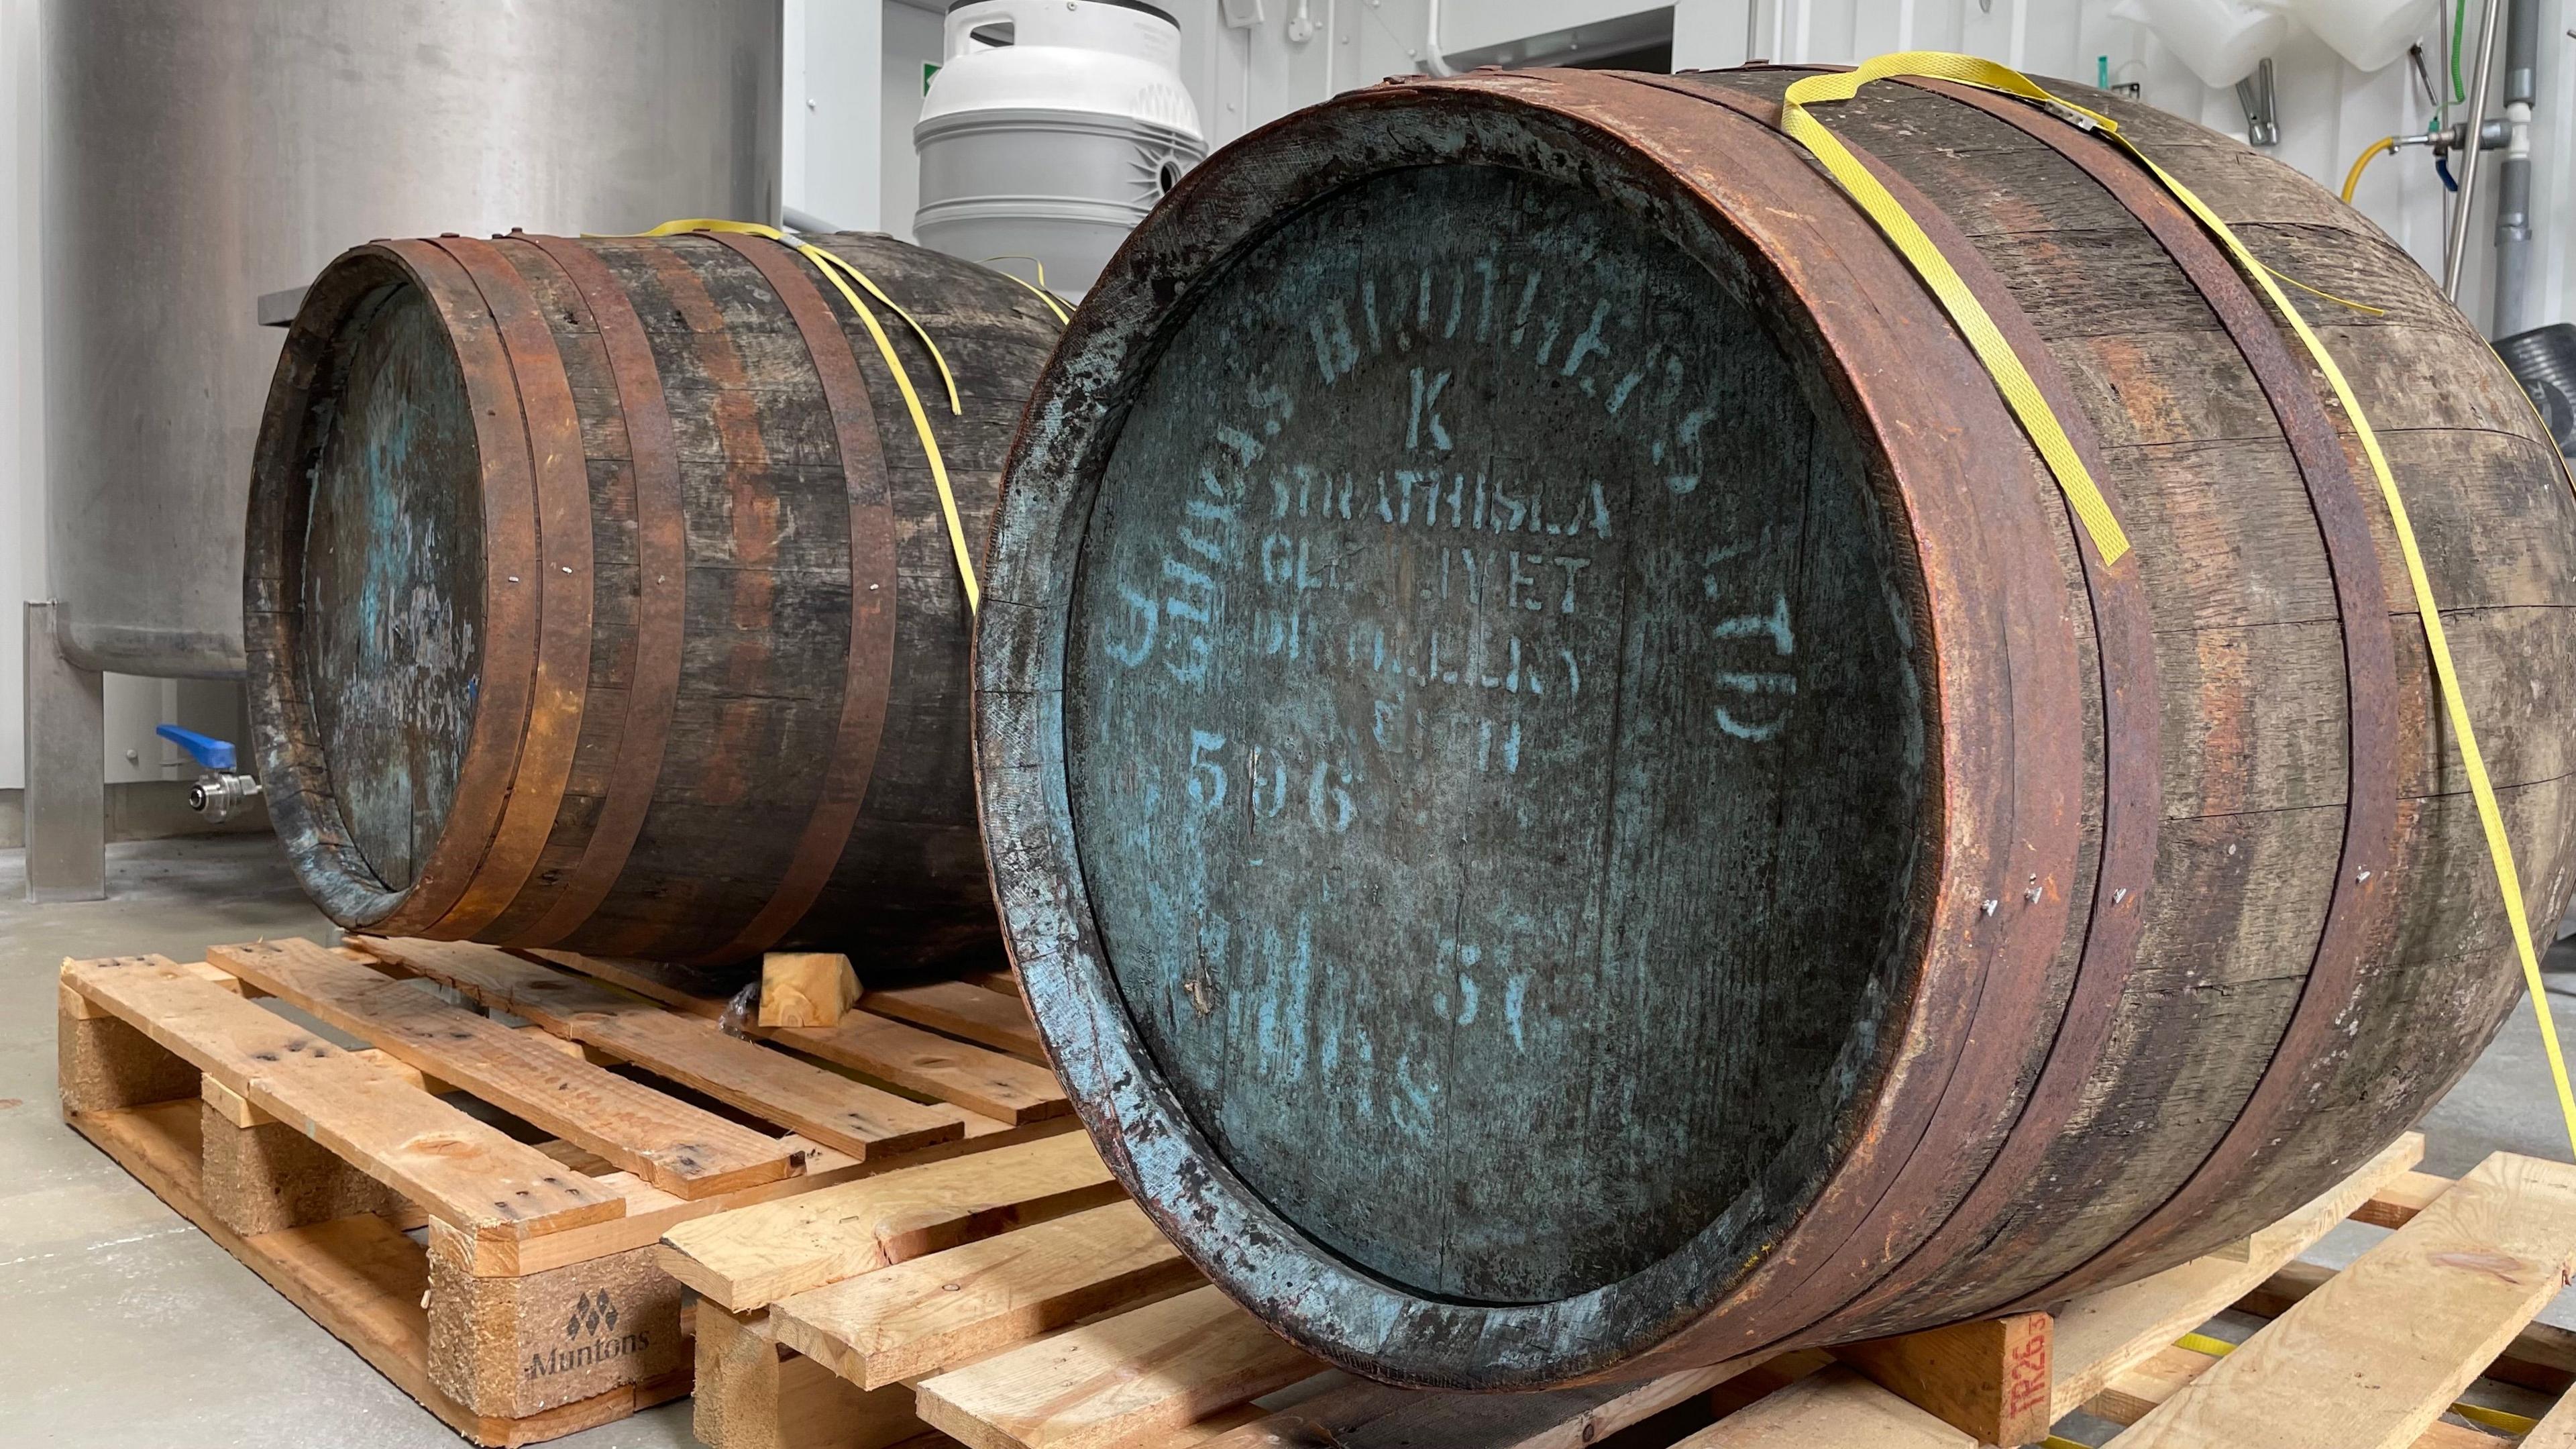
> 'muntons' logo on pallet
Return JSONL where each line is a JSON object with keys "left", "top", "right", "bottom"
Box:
{"left": 524, "top": 1290, "right": 653, "bottom": 1381}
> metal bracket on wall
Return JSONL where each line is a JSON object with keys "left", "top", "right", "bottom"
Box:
{"left": 2235, "top": 58, "right": 2279, "bottom": 147}
{"left": 23, "top": 601, "right": 107, "bottom": 902}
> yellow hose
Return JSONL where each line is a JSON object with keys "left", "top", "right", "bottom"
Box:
{"left": 2343, "top": 135, "right": 2399, "bottom": 203}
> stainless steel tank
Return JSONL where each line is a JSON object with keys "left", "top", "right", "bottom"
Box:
{"left": 42, "top": 0, "right": 782, "bottom": 677}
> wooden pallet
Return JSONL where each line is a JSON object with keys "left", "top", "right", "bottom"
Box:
{"left": 672, "top": 1129, "right": 2576, "bottom": 1449}
{"left": 55, "top": 935, "right": 1071, "bottom": 1446}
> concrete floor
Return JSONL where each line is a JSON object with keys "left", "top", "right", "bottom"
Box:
{"left": 2, "top": 836, "right": 2573, "bottom": 1446}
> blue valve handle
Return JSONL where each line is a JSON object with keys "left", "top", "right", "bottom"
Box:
{"left": 155, "top": 724, "right": 237, "bottom": 772}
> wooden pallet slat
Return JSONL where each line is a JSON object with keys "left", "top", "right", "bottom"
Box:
{"left": 581, "top": 1009, "right": 967, "bottom": 1158}
{"left": 1676, "top": 1365, "right": 1975, "bottom": 1448}
{"left": 1195, "top": 1362, "right": 1756, "bottom": 1449}
{"left": 2045, "top": 1131, "right": 2428, "bottom": 1419}
{"left": 441, "top": 1130, "right": 1084, "bottom": 1283}
{"left": 913, "top": 1285, "right": 1322, "bottom": 1449}
{"left": 2082, "top": 1340, "right": 2512, "bottom": 1449}
{"left": 354, "top": 934, "right": 658, "bottom": 1025}
{"left": 356, "top": 936, "right": 969, "bottom": 1160}
{"left": 64, "top": 955, "right": 623, "bottom": 1240}
{"left": 524, "top": 947, "right": 739, "bottom": 1018}
{"left": 2235, "top": 1257, "right": 2576, "bottom": 1395}
{"left": 659, "top": 1130, "right": 1121, "bottom": 1312}
{"left": 859, "top": 981, "right": 1050, "bottom": 1064}
{"left": 526, "top": 941, "right": 1069, "bottom": 1126}
{"left": 772, "top": 1199, "right": 1201, "bottom": 1389}
{"left": 2526, "top": 1394, "right": 2576, "bottom": 1449}
{"left": 2116, "top": 1150, "right": 2576, "bottom": 1449}
{"left": 209, "top": 938, "right": 794, "bottom": 1197}
{"left": 773, "top": 1011, "right": 1069, "bottom": 1126}
{"left": 962, "top": 968, "right": 1022, "bottom": 999}
{"left": 2349, "top": 1169, "right": 2460, "bottom": 1230}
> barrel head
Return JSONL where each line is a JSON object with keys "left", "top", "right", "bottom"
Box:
{"left": 1059, "top": 163, "right": 1929, "bottom": 1305}
{"left": 300, "top": 281, "right": 484, "bottom": 892}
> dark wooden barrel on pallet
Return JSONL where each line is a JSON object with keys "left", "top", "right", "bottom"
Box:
{"left": 973, "top": 66, "right": 2576, "bottom": 1387}
{"left": 248, "top": 229, "right": 1061, "bottom": 967}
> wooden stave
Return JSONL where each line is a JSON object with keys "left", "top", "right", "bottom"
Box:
{"left": 969, "top": 67, "right": 2576, "bottom": 1387}
{"left": 246, "top": 229, "right": 1063, "bottom": 966}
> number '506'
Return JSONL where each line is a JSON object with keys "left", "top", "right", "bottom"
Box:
{"left": 1186, "top": 731, "right": 1355, "bottom": 833}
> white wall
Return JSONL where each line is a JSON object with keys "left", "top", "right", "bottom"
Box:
{"left": 786, "top": 0, "right": 888, "bottom": 232}
{"left": 881, "top": 0, "right": 946, "bottom": 239}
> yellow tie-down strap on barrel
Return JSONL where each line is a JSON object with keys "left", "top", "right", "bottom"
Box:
{"left": 1778, "top": 62, "right": 2131, "bottom": 568}
{"left": 980, "top": 254, "right": 1073, "bottom": 327}
{"left": 1784, "top": 53, "right": 2576, "bottom": 1159}
{"left": 622, "top": 219, "right": 982, "bottom": 615}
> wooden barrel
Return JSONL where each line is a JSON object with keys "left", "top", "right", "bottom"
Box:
{"left": 248, "top": 229, "right": 1061, "bottom": 966}
{"left": 972, "top": 66, "right": 2576, "bottom": 1387}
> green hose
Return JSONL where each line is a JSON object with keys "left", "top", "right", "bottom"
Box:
{"left": 2451, "top": 0, "right": 2467, "bottom": 101}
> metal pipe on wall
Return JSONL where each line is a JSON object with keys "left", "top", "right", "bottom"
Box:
{"left": 2444, "top": 0, "right": 2506, "bottom": 299}
{"left": 2491, "top": 0, "right": 2540, "bottom": 337}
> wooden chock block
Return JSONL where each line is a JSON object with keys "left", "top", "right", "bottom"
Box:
{"left": 199, "top": 1096, "right": 405, "bottom": 1237}
{"left": 759, "top": 953, "right": 860, "bottom": 1030}
{"left": 58, "top": 991, "right": 201, "bottom": 1114}
{"left": 696, "top": 1303, "right": 926, "bottom": 1449}
{"left": 201, "top": 1074, "right": 272, "bottom": 1129}
{"left": 1831, "top": 1309, "right": 2053, "bottom": 1446}
{"left": 425, "top": 1220, "right": 687, "bottom": 1419}
{"left": 58, "top": 975, "right": 111, "bottom": 1021}
{"left": 694, "top": 1305, "right": 786, "bottom": 1449}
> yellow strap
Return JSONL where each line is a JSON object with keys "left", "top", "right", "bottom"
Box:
{"left": 798, "top": 242, "right": 981, "bottom": 612}
{"left": 981, "top": 254, "right": 1073, "bottom": 327}
{"left": 1780, "top": 60, "right": 2131, "bottom": 566}
{"left": 611, "top": 219, "right": 981, "bottom": 614}
{"left": 645, "top": 219, "right": 965, "bottom": 413}
{"left": 2172, "top": 1331, "right": 2536, "bottom": 1433}
{"left": 2109, "top": 119, "right": 2576, "bottom": 1163}
{"left": 2259, "top": 262, "right": 2387, "bottom": 317}
{"left": 1790, "top": 53, "right": 2576, "bottom": 1162}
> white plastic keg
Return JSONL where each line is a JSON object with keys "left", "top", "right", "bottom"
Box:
{"left": 914, "top": 0, "right": 1207, "bottom": 300}
{"left": 2275, "top": 0, "right": 2438, "bottom": 73}
{"left": 2110, "top": 0, "right": 2290, "bottom": 88}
